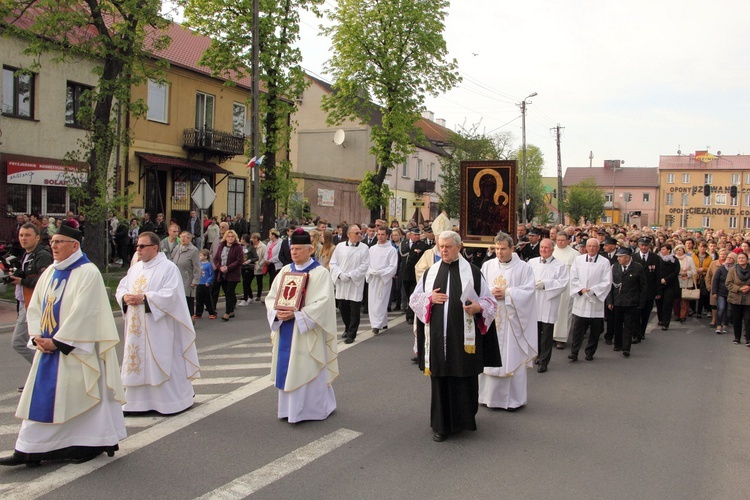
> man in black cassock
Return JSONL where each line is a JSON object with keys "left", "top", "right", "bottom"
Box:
{"left": 409, "top": 231, "right": 501, "bottom": 442}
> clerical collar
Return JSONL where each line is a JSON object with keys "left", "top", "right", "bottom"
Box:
{"left": 53, "top": 248, "right": 84, "bottom": 269}
{"left": 294, "top": 258, "right": 315, "bottom": 270}
{"left": 346, "top": 241, "right": 359, "bottom": 247}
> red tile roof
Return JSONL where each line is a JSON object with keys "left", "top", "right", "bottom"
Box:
{"left": 563, "top": 167, "right": 659, "bottom": 188}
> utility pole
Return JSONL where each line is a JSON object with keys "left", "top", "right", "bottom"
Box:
{"left": 249, "top": 0, "right": 261, "bottom": 234}
{"left": 553, "top": 124, "right": 564, "bottom": 224}
{"left": 519, "top": 92, "right": 537, "bottom": 224}
{"left": 589, "top": 151, "right": 593, "bottom": 168}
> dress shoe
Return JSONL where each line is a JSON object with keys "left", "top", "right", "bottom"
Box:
{"left": 17, "top": 386, "right": 23, "bottom": 393}
{"left": 568, "top": 354, "right": 578, "bottom": 362}
{"left": 555, "top": 342, "right": 565, "bottom": 349}
{"left": 411, "top": 357, "right": 418, "bottom": 364}
{"left": 537, "top": 364, "right": 547, "bottom": 373}
{"left": 605, "top": 339, "right": 613, "bottom": 345}
{"left": 382, "top": 326, "right": 388, "bottom": 330}
{"left": 406, "top": 319, "right": 414, "bottom": 325}
{"left": 613, "top": 347, "right": 622, "bottom": 352}
{"left": 344, "top": 337, "right": 355, "bottom": 344}
{"left": 0, "top": 453, "right": 40, "bottom": 467}
{"left": 432, "top": 432, "right": 447, "bottom": 442}
{"left": 662, "top": 325, "right": 668, "bottom": 331}
{"left": 534, "top": 358, "right": 540, "bottom": 365}
{"left": 221, "top": 314, "right": 230, "bottom": 321}
{"left": 372, "top": 328, "right": 380, "bottom": 335}
{"left": 623, "top": 351, "right": 630, "bottom": 357}
{"left": 631, "top": 338, "right": 641, "bottom": 344}
{"left": 585, "top": 354, "right": 593, "bottom": 361}
{"left": 228, "top": 312, "right": 235, "bottom": 318}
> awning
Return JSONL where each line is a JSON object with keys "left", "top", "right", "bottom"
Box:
{"left": 136, "top": 152, "right": 232, "bottom": 175}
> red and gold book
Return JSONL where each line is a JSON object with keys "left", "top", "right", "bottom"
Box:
{"left": 274, "top": 271, "right": 308, "bottom": 311}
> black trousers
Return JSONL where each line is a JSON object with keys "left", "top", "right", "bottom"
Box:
{"left": 613, "top": 305, "right": 638, "bottom": 352}
{"left": 390, "top": 277, "right": 402, "bottom": 310}
{"left": 241, "top": 267, "right": 254, "bottom": 301}
{"left": 210, "top": 278, "right": 222, "bottom": 310}
{"left": 656, "top": 287, "right": 677, "bottom": 328}
{"left": 603, "top": 306, "right": 615, "bottom": 341}
{"left": 537, "top": 321, "right": 554, "bottom": 366}
{"left": 195, "top": 284, "right": 216, "bottom": 316}
{"left": 220, "top": 280, "right": 238, "bottom": 314}
{"left": 637, "top": 298, "right": 655, "bottom": 339}
{"left": 431, "top": 376, "right": 478, "bottom": 435}
{"left": 403, "top": 280, "right": 417, "bottom": 321}
{"left": 339, "top": 299, "right": 361, "bottom": 339}
{"left": 185, "top": 296, "right": 194, "bottom": 317}
{"left": 731, "top": 303, "right": 750, "bottom": 343}
{"left": 570, "top": 315, "right": 604, "bottom": 358}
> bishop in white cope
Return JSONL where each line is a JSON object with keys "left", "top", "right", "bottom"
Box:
{"left": 117, "top": 232, "right": 200, "bottom": 414}
{"left": 367, "top": 228, "right": 398, "bottom": 333}
{"left": 479, "top": 232, "right": 537, "bottom": 410}
{"left": 266, "top": 229, "right": 338, "bottom": 422}
{"left": 528, "top": 239, "right": 569, "bottom": 372}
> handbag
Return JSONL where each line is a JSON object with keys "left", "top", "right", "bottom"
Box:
{"left": 682, "top": 287, "right": 700, "bottom": 300}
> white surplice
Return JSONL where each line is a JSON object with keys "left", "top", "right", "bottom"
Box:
{"left": 528, "top": 256, "right": 569, "bottom": 323}
{"left": 329, "top": 242, "right": 370, "bottom": 301}
{"left": 552, "top": 244, "right": 580, "bottom": 342}
{"left": 479, "top": 254, "right": 537, "bottom": 409}
{"left": 116, "top": 252, "right": 200, "bottom": 414}
{"left": 569, "top": 253, "right": 612, "bottom": 318}
{"left": 367, "top": 243, "right": 398, "bottom": 329}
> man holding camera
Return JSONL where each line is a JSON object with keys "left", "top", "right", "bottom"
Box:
{"left": 8, "top": 223, "right": 53, "bottom": 390}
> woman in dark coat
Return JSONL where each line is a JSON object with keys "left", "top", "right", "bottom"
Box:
{"left": 656, "top": 242, "right": 680, "bottom": 331}
{"left": 213, "top": 230, "right": 244, "bottom": 321}
{"left": 711, "top": 251, "right": 734, "bottom": 335}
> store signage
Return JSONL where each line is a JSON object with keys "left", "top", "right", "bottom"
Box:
{"left": 694, "top": 151, "right": 717, "bottom": 163}
{"left": 6, "top": 160, "right": 87, "bottom": 186}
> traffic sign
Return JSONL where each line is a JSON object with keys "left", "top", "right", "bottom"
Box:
{"left": 191, "top": 178, "right": 216, "bottom": 209}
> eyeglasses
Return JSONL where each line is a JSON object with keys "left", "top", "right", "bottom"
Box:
{"left": 50, "top": 239, "right": 77, "bottom": 246}
{"left": 136, "top": 244, "right": 157, "bottom": 250}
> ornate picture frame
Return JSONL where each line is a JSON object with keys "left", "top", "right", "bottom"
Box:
{"left": 459, "top": 160, "right": 517, "bottom": 247}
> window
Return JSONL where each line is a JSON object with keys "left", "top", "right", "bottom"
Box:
{"left": 147, "top": 80, "right": 169, "bottom": 123}
{"left": 715, "top": 194, "right": 726, "bottom": 205}
{"left": 232, "top": 102, "right": 247, "bottom": 137}
{"left": 731, "top": 195, "right": 738, "bottom": 207}
{"left": 65, "top": 81, "right": 92, "bottom": 127}
{"left": 195, "top": 91, "right": 215, "bottom": 129}
{"left": 429, "top": 162, "right": 435, "bottom": 181}
{"left": 744, "top": 217, "right": 750, "bottom": 229}
{"left": 642, "top": 193, "right": 650, "bottom": 203}
{"left": 704, "top": 173, "right": 713, "bottom": 183}
{"left": 665, "top": 193, "right": 673, "bottom": 205}
{"left": 416, "top": 159, "right": 423, "bottom": 180}
{"left": 2, "top": 66, "right": 34, "bottom": 118}
{"left": 704, "top": 195, "right": 711, "bottom": 206}
{"left": 601, "top": 214, "right": 611, "bottom": 224}
{"left": 605, "top": 192, "right": 613, "bottom": 203}
{"left": 401, "top": 198, "right": 407, "bottom": 220}
{"left": 667, "top": 173, "right": 675, "bottom": 184}
{"left": 7, "top": 184, "right": 72, "bottom": 215}
{"left": 401, "top": 161, "right": 409, "bottom": 178}
{"left": 729, "top": 217, "right": 738, "bottom": 229}
{"left": 682, "top": 173, "right": 690, "bottom": 183}
{"left": 702, "top": 216, "right": 710, "bottom": 228}
{"left": 745, "top": 194, "right": 750, "bottom": 208}
{"left": 227, "top": 177, "right": 245, "bottom": 219}
{"left": 746, "top": 173, "right": 750, "bottom": 184}
{"left": 682, "top": 193, "right": 689, "bottom": 205}
{"left": 732, "top": 173, "right": 740, "bottom": 185}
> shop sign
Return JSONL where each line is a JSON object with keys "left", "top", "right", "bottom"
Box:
{"left": 6, "top": 160, "right": 87, "bottom": 186}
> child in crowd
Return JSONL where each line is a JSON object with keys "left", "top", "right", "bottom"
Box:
{"left": 194, "top": 249, "right": 217, "bottom": 320}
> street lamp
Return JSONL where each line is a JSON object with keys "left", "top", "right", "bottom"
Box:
{"left": 520, "top": 92, "right": 537, "bottom": 224}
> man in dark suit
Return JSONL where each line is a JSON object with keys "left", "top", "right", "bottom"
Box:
{"left": 232, "top": 213, "right": 248, "bottom": 238}
{"left": 607, "top": 247, "right": 646, "bottom": 357}
{"left": 524, "top": 227, "right": 542, "bottom": 261}
{"left": 599, "top": 236, "right": 618, "bottom": 263}
{"left": 363, "top": 224, "right": 378, "bottom": 247}
{"left": 401, "top": 228, "right": 427, "bottom": 325}
{"left": 631, "top": 236, "right": 661, "bottom": 342}
{"left": 422, "top": 226, "right": 436, "bottom": 249}
{"left": 186, "top": 210, "right": 201, "bottom": 246}
{"left": 278, "top": 225, "right": 295, "bottom": 266}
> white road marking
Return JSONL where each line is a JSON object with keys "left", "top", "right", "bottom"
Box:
{"left": 124, "top": 416, "right": 166, "bottom": 428}
{"left": 192, "top": 376, "right": 260, "bottom": 386}
{"left": 194, "top": 428, "right": 362, "bottom": 499}
{"left": 0, "top": 424, "right": 19, "bottom": 436}
{"left": 200, "top": 363, "right": 271, "bottom": 371}
{"left": 201, "top": 352, "right": 271, "bottom": 360}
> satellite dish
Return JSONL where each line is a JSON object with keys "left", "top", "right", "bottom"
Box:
{"left": 717, "top": 150, "right": 722, "bottom": 155}
{"left": 333, "top": 129, "right": 346, "bottom": 146}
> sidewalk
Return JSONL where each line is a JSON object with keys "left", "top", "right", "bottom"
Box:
{"left": 0, "top": 299, "right": 17, "bottom": 333}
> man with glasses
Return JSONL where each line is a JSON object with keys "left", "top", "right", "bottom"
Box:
{"left": 0, "top": 225, "right": 126, "bottom": 467}
{"left": 330, "top": 224, "right": 370, "bottom": 344}
{"left": 116, "top": 232, "right": 200, "bottom": 414}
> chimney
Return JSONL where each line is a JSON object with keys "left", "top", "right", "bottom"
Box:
{"left": 436, "top": 118, "right": 446, "bottom": 127}
{"left": 422, "top": 110, "right": 435, "bottom": 121}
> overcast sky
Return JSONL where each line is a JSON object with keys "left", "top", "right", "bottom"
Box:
{"left": 298, "top": 0, "right": 750, "bottom": 177}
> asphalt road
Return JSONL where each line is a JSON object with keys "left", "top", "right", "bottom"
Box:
{"left": 0, "top": 303, "right": 749, "bottom": 499}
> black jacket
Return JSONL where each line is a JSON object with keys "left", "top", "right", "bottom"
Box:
{"left": 607, "top": 261, "right": 647, "bottom": 309}
{"left": 632, "top": 251, "right": 662, "bottom": 300}
{"left": 14, "top": 244, "right": 53, "bottom": 292}
{"left": 401, "top": 239, "right": 427, "bottom": 283}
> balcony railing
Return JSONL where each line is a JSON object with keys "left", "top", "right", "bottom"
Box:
{"left": 183, "top": 128, "right": 246, "bottom": 162}
{"left": 414, "top": 179, "right": 436, "bottom": 194}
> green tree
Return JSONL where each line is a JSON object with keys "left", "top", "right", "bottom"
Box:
{"left": 180, "top": 0, "right": 322, "bottom": 235}
{"left": 439, "top": 128, "right": 514, "bottom": 219}
{"left": 562, "top": 178, "right": 605, "bottom": 225}
{"left": 513, "top": 144, "right": 546, "bottom": 223}
{"left": 322, "top": 0, "right": 460, "bottom": 222}
{"left": 1, "top": 0, "right": 170, "bottom": 268}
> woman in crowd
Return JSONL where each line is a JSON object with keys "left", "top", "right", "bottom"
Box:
{"left": 673, "top": 244, "right": 696, "bottom": 323}
{"left": 656, "top": 243, "right": 680, "bottom": 330}
{"left": 173, "top": 230, "right": 201, "bottom": 317}
{"left": 692, "top": 241, "right": 713, "bottom": 319}
{"left": 725, "top": 251, "right": 750, "bottom": 345}
{"left": 250, "top": 233, "right": 267, "bottom": 302}
{"left": 706, "top": 248, "right": 727, "bottom": 328}
{"left": 317, "top": 230, "right": 336, "bottom": 270}
{"left": 214, "top": 229, "right": 243, "bottom": 321}
{"left": 238, "top": 233, "right": 258, "bottom": 306}
{"left": 266, "top": 228, "right": 282, "bottom": 286}
{"left": 204, "top": 217, "right": 220, "bottom": 250}
{"left": 711, "top": 250, "right": 734, "bottom": 335}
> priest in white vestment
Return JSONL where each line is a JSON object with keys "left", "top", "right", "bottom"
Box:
{"left": 266, "top": 229, "right": 338, "bottom": 423}
{"left": 552, "top": 231, "right": 580, "bottom": 348}
{"left": 367, "top": 228, "right": 398, "bottom": 334}
{"left": 528, "top": 239, "right": 569, "bottom": 373}
{"left": 479, "top": 232, "right": 537, "bottom": 410}
{"left": 117, "top": 232, "right": 200, "bottom": 415}
{"left": 1, "top": 225, "right": 126, "bottom": 467}
{"left": 329, "top": 224, "right": 370, "bottom": 343}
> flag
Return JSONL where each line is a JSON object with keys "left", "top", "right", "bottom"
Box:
{"left": 246, "top": 156, "right": 257, "bottom": 169}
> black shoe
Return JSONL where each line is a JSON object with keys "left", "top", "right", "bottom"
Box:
{"left": 614, "top": 347, "right": 622, "bottom": 352}
{"left": 344, "top": 337, "right": 355, "bottom": 344}
{"left": 372, "top": 328, "right": 380, "bottom": 335}
{"left": 631, "top": 338, "right": 641, "bottom": 344}
{"left": 0, "top": 453, "right": 40, "bottom": 468}
{"left": 411, "top": 357, "right": 418, "bottom": 364}
{"left": 605, "top": 339, "right": 613, "bottom": 345}
{"left": 662, "top": 325, "right": 668, "bottom": 331}
{"left": 623, "top": 351, "right": 630, "bottom": 357}
{"left": 387, "top": 307, "right": 392, "bottom": 312}
{"left": 585, "top": 354, "right": 594, "bottom": 361}
{"left": 406, "top": 319, "right": 414, "bottom": 325}
{"left": 568, "top": 354, "right": 578, "bottom": 362}
{"left": 534, "top": 359, "right": 540, "bottom": 365}
{"left": 538, "top": 364, "right": 547, "bottom": 373}
{"left": 432, "top": 432, "right": 447, "bottom": 442}
{"left": 17, "top": 386, "right": 23, "bottom": 393}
